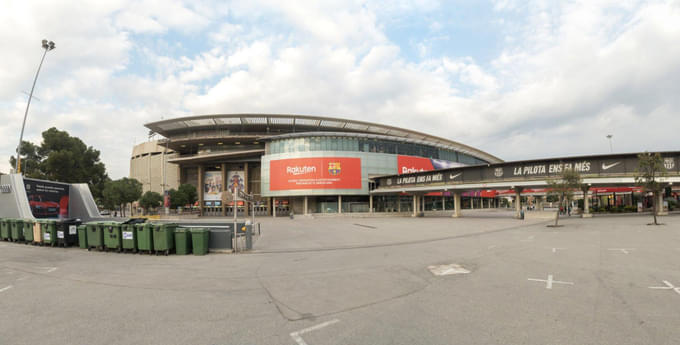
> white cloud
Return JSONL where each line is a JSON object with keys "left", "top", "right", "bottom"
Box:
{"left": 2, "top": 0, "right": 680, "bottom": 180}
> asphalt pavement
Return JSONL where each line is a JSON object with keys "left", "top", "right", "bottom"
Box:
{"left": 1, "top": 210, "right": 679, "bottom": 345}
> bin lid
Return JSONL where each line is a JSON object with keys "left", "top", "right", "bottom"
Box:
{"left": 175, "top": 227, "right": 190, "bottom": 233}
{"left": 189, "top": 228, "right": 207, "bottom": 233}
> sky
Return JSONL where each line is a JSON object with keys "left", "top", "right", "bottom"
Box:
{"left": 1, "top": 0, "right": 679, "bottom": 179}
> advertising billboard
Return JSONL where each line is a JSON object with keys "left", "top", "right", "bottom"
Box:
{"left": 397, "top": 155, "right": 463, "bottom": 174}
{"left": 23, "top": 178, "right": 70, "bottom": 219}
{"left": 203, "top": 171, "right": 222, "bottom": 201}
{"left": 227, "top": 171, "right": 245, "bottom": 194}
{"left": 270, "top": 157, "right": 362, "bottom": 190}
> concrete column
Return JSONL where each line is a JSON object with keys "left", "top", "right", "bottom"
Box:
{"left": 303, "top": 196, "right": 308, "bottom": 215}
{"left": 197, "top": 165, "right": 204, "bottom": 216}
{"left": 244, "top": 162, "right": 249, "bottom": 217}
{"left": 582, "top": 187, "right": 592, "bottom": 218}
{"left": 272, "top": 197, "right": 277, "bottom": 217}
{"left": 369, "top": 194, "right": 373, "bottom": 213}
{"left": 398, "top": 196, "right": 402, "bottom": 212}
{"left": 412, "top": 195, "right": 417, "bottom": 217}
{"left": 442, "top": 195, "right": 446, "bottom": 211}
{"left": 471, "top": 196, "right": 475, "bottom": 209}
{"left": 514, "top": 187, "right": 523, "bottom": 219}
{"left": 338, "top": 195, "right": 342, "bottom": 214}
{"left": 656, "top": 191, "right": 668, "bottom": 216}
{"left": 452, "top": 191, "right": 462, "bottom": 218}
{"left": 221, "top": 163, "right": 227, "bottom": 216}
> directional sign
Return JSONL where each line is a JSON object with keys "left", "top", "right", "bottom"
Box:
{"left": 238, "top": 190, "right": 254, "bottom": 202}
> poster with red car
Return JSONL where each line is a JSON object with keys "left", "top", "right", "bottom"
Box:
{"left": 23, "top": 178, "right": 70, "bottom": 219}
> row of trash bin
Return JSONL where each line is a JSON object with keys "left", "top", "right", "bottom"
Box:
{"left": 0, "top": 218, "right": 80, "bottom": 247}
{"left": 0, "top": 218, "right": 210, "bottom": 256}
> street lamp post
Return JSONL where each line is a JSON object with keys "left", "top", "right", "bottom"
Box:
{"left": 15, "top": 39, "right": 56, "bottom": 174}
{"left": 606, "top": 134, "right": 613, "bottom": 153}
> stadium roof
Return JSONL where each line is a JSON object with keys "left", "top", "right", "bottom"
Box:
{"left": 145, "top": 114, "right": 502, "bottom": 163}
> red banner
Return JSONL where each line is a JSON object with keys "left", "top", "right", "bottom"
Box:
{"left": 270, "top": 157, "right": 362, "bottom": 190}
{"left": 398, "top": 155, "right": 434, "bottom": 174}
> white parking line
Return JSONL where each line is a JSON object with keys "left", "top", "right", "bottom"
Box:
{"left": 649, "top": 281, "right": 680, "bottom": 295}
{"left": 38, "top": 266, "right": 58, "bottom": 273}
{"left": 520, "top": 236, "right": 535, "bottom": 242}
{"left": 607, "top": 248, "right": 635, "bottom": 254}
{"left": 290, "top": 319, "right": 340, "bottom": 345}
{"left": 0, "top": 285, "right": 13, "bottom": 293}
{"left": 551, "top": 247, "right": 566, "bottom": 253}
{"left": 528, "top": 275, "right": 574, "bottom": 289}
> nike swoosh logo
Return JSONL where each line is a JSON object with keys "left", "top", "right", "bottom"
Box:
{"left": 449, "top": 173, "right": 462, "bottom": 179}
{"left": 601, "top": 162, "right": 621, "bottom": 170}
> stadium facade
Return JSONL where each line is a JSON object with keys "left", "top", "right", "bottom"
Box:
{"left": 132, "top": 114, "right": 502, "bottom": 216}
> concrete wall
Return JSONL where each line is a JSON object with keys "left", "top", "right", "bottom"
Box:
{"left": 130, "top": 141, "right": 180, "bottom": 194}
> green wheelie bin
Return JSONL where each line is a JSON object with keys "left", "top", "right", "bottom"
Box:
{"left": 22, "top": 219, "right": 34, "bottom": 243}
{"left": 152, "top": 223, "right": 178, "bottom": 255}
{"left": 86, "top": 222, "right": 104, "bottom": 251}
{"left": 103, "top": 222, "right": 123, "bottom": 252}
{"left": 174, "top": 228, "right": 192, "bottom": 255}
{"left": 135, "top": 223, "right": 154, "bottom": 254}
{"left": 0, "top": 219, "right": 10, "bottom": 241}
{"left": 121, "top": 223, "right": 137, "bottom": 253}
{"left": 10, "top": 219, "right": 24, "bottom": 242}
{"left": 41, "top": 220, "right": 57, "bottom": 246}
{"left": 77, "top": 224, "right": 88, "bottom": 249}
{"left": 190, "top": 228, "right": 210, "bottom": 255}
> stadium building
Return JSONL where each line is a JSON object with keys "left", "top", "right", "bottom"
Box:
{"left": 131, "top": 114, "right": 502, "bottom": 217}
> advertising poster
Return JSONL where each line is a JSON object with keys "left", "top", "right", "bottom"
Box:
{"left": 270, "top": 157, "right": 361, "bottom": 190}
{"left": 227, "top": 171, "right": 245, "bottom": 194}
{"left": 397, "top": 155, "right": 464, "bottom": 174}
{"left": 203, "top": 171, "right": 222, "bottom": 201}
{"left": 23, "top": 178, "right": 70, "bottom": 219}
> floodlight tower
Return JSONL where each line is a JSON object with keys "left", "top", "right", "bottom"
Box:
{"left": 15, "top": 39, "right": 56, "bottom": 174}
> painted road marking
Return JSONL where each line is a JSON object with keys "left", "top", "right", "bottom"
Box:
{"left": 607, "top": 248, "right": 635, "bottom": 254}
{"left": 16, "top": 276, "right": 28, "bottom": 281}
{"left": 290, "top": 319, "right": 340, "bottom": 345}
{"left": 528, "top": 275, "right": 574, "bottom": 289}
{"left": 428, "top": 264, "right": 471, "bottom": 276}
{"left": 551, "top": 247, "right": 566, "bottom": 253}
{"left": 520, "top": 236, "right": 535, "bottom": 242}
{"left": 38, "top": 267, "right": 58, "bottom": 273}
{"left": 649, "top": 281, "right": 680, "bottom": 295}
{"left": 0, "top": 285, "right": 13, "bottom": 293}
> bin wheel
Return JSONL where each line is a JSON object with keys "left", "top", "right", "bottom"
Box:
{"left": 87, "top": 247, "right": 91, "bottom": 251}
{"left": 165, "top": 250, "right": 169, "bottom": 256}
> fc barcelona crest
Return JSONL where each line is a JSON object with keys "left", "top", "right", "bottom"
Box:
{"left": 328, "top": 162, "right": 341, "bottom": 176}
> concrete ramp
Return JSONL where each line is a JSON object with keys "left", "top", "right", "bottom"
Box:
{"left": 69, "top": 183, "right": 102, "bottom": 222}
{"left": 0, "top": 174, "right": 34, "bottom": 219}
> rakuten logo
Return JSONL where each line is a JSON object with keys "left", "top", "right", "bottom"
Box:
{"left": 402, "top": 167, "right": 426, "bottom": 174}
{"left": 286, "top": 166, "right": 317, "bottom": 175}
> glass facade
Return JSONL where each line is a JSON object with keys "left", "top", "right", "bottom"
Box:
{"left": 267, "top": 136, "right": 487, "bottom": 165}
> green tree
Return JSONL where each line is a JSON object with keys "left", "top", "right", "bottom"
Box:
{"left": 547, "top": 168, "right": 583, "bottom": 227}
{"left": 9, "top": 128, "right": 109, "bottom": 201}
{"left": 178, "top": 184, "right": 198, "bottom": 205}
{"left": 635, "top": 152, "right": 667, "bottom": 225}
{"left": 139, "top": 191, "right": 163, "bottom": 214}
{"left": 101, "top": 178, "right": 142, "bottom": 217}
{"left": 167, "top": 188, "right": 187, "bottom": 209}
